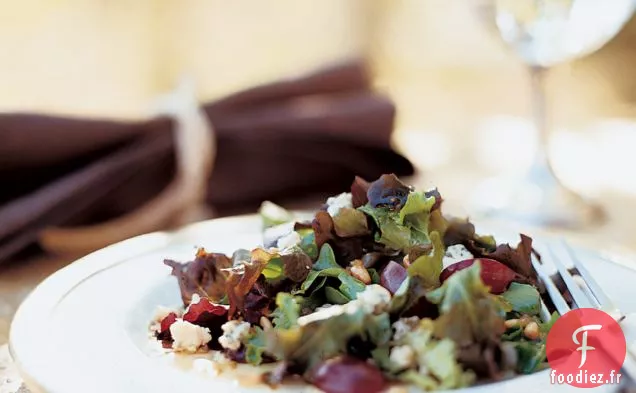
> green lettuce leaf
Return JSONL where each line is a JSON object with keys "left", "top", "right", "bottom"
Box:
{"left": 245, "top": 326, "right": 269, "bottom": 365}
{"left": 259, "top": 201, "right": 293, "bottom": 228}
{"left": 377, "top": 216, "right": 413, "bottom": 250}
{"left": 392, "top": 319, "right": 475, "bottom": 390}
{"left": 271, "top": 293, "right": 300, "bottom": 329}
{"left": 400, "top": 371, "right": 440, "bottom": 391}
{"left": 325, "top": 286, "right": 350, "bottom": 304}
{"left": 502, "top": 313, "right": 556, "bottom": 373}
{"left": 295, "top": 272, "right": 328, "bottom": 295}
{"left": 266, "top": 303, "right": 388, "bottom": 370}
{"left": 261, "top": 247, "right": 312, "bottom": 284}
{"left": 332, "top": 208, "right": 369, "bottom": 238}
{"left": 358, "top": 191, "right": 436, "bottom": 252}
{"left": 399, "top": 191, "right": 436, "bottom": 232}
{"left": 502, "top": 327, "right": 524, "bottom": 341}
{"left": 297, "top": 269, "right": 365, "bottom": 301}
{"left": 540, "top": 312, "right": 559, "bottom": 334}
{"left": 371, "top": 346, "right": 392, "bottom": 371}
{"left": 388, "top": 276, "right": 411, "bottom": 314}
{"left": 262, "top": 256, "right": 284, "bottom": 280}
{"left": 296, "top": 292, "right": 325, "bottom": 313}
{"left": 388, "top": 275, "right": 439, "bottom": 319}
{"left": 313, "top": 243, "right": 340, "bottom": 270}
{"left": 513, "top": 341, "right": 547, "bottom": 374}
{"left": 297, "top": 229, "right": 318, "bottom": 260}
{"left": 295, "top": 268, "right": 340, "bottom": 295}
{"left": 295, "top": 244, "right": 365, "bottom": 301}
{"left": 368, "top": 268, "right": 381, "bottom": 284}
{"left": 359, "top": 204, "right": 410, "bottom": 250}
{"left": 429, "top": 209, "right": 449, "bottom": 239}
{"left": 501, "top": 283, "right": 541, "bottom": 315}
{"left": 337, "top": 271, "right": 366, "bottom": 300}
{"left": 407, "top": 231, "right": 444, "bottom": 288}
{"left": 426, "top": 261, "right": 506, "bottom": 346}
{"left": 366, "top": 313, "right": 392, "bottom": 346}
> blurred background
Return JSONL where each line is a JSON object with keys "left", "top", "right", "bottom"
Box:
{"left": 2, "top": 0, "right": 636, "bottom": 364}
{"left": 3, "top": 0, "right": 636, "bottom": 196}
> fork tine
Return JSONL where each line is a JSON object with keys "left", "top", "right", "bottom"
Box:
{"left": 545, "top": 244, "right": 596, "bottom": 309}
{"left": 531, "top": 254, "right": 570, "bottom": 315}
{"left": 561, "top": 240, "right": 618, "bottom": 312}
{"left": 539, "top": 299, "right": 552, "bottom": 322}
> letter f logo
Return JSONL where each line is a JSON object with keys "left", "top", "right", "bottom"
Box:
{"left": 572, "top": 324, "right": 602, "bottom": 368}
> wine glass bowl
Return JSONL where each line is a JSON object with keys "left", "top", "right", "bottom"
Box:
{"left": 495, "top": 0, "right": 636, "bottom": 67}
{"left": 471, "top": 0, "right": 635, "bottom": 229}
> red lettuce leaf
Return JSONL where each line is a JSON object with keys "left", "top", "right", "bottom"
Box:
{"left": 312, "top": 211, "right": 335, "bottom": 249}
{"left": 183, "top": 298, "right": 227, "bottom": 322}
{"left": 366, "top": 174, "right": 411, "bottom": 210}
{"left": 443, "top": 220, "right": 537, "bottom": 285}
{"left": 424, "top": 187, "right": 443, "bottom": 211}
{"left": 182, "top": 297, "right": 228, "bottom": 349}
{"left": 312, "top": 210, "right": 381, "bottom": 266}
{"left": 483, "top": 235, "right": 535, "bottom": 282}
{"left": 164, "top": 248, "right": 232, "bottom": 305}
{"left": 156, "top": 312, "right": 178, "bottom": 343}
{"left": 281, "top": 251, "right": 313, "bottom": 283}
{"left": 243, "top": 288, "right": 272, "bottom": 324}
{"left": 226, "top": 249, "right": 272, "bottom": 320}
{"left": 350, "top": 176, "right": 370, "bottom": 208}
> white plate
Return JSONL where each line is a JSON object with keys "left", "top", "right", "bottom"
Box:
{"left": 9, "top": 215, "right": 636, "bottom": 393}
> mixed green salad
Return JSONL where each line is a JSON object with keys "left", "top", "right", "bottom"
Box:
{"left": 152, "top": 174, "right": 556, "bottom": 393}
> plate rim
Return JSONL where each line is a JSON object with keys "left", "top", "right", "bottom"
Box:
{"left": 9, "top": 214, "right": 636, "bottom": 393}
{"left": 9, "top": 214, "right": 260, "bottom": 392}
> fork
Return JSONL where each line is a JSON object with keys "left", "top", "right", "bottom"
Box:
{"left": 532, "top": 240, "right": 636, "bottom": 387}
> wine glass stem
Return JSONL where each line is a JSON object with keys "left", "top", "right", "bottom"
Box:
{"left": 529, "top": 65, "right": 554, "bottom": 177}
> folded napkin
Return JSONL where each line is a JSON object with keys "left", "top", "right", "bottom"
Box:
{"left": 0, "top": 60, "right": 413, "bottom": 262}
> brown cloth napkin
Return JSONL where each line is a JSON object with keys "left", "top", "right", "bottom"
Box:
{"left": 0, "top": 60, "right": 413, "bottom": 263}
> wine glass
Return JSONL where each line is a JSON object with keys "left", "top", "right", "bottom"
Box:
{"left": 471, "top": 0, "right": 636, "bottom": 228}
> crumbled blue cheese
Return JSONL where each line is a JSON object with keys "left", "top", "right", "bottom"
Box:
{"left": 218, "top": 320, "right": 251, "bottom": 351}
{"left": 297, "top": 285, "right": 392, "bottom": 326}
{"left": 442, "top": 244, "right": 474, "bottom": 267}
{"left": 263, "top": 222, "right": 295, "bottom": 248}
{"left": 326, "top": 192, "right": 353, "bottom": 216}
{"left": 170, "top": 320, "right": 212, "bottom": 352}
{"left": 356, "top": 284, "right": 392, "bottom": 314}
{"left": 390, "top": 345, "right": 417, "bottom": 370}
{"left": 314, "top": 303, "right": 333, "bottom": 312}
{"left": 297, "top": 303, "right": 347, "bottom": 326}
{"left": 392, "top": 316, "right": 420, "bottom": 341}
{"left": 276, "top": 231, "right": 302, "bottom": 250}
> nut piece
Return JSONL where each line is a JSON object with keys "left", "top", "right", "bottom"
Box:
{"left": 260, "top": 316, "right": 273, "bottom": 331}
{"left": 402, "top": 255, "right": 411, "bottom": 267}
{"left": 349, "top": 259, "right": 372, "bottom": 284}
{"left": 519, "top": 315, "right": 531, "bottom": 327}
{"left": 504, "top": 319, "right": 520, "bottom": 329}
{"left": 524, "top": 321, "right": 540, "bottom": 340}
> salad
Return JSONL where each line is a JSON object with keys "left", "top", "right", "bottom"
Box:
{"left": 151, "top": 174, "right": 556, "bottom": 393}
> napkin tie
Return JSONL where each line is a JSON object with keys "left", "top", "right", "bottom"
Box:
{"left": 38, "top": 80, "right": 216, "bottom": 255}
